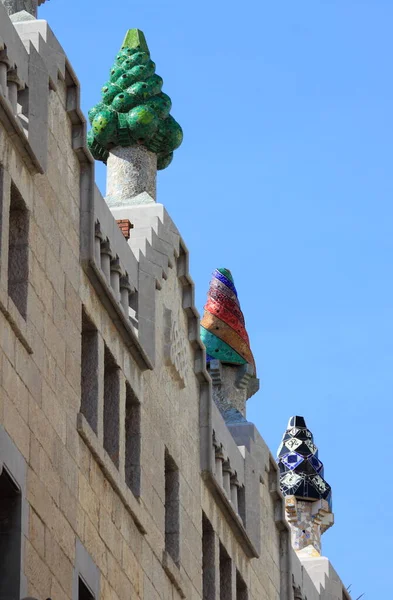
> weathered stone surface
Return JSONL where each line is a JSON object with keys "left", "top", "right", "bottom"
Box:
{"left": 0, "top": 8, "right": 349, "bottom": 600}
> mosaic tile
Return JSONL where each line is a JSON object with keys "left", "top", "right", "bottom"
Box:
{"left": 281, "top": 452, "right": 304, "bottom": 470}
{"left": 87, "top": 29, "right": 183, "bottom": 170}
{"left": 277, "top": 416, "right": 332, "bottom": 508}
{"left": 284, "top": 438, "right": 302, "bottom": 451}
{"left": 200, "top": 268, "right": 255, "bottom": 370}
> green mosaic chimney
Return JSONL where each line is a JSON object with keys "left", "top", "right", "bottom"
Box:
{"left": 87, "top": 29, "right": 183, "bottom": 171}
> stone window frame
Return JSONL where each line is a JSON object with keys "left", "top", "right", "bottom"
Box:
{"left": 72, "top": 540, "right": 100, "bottom": 600}
{"left": 0, "top": 424, "right": 28, "bottom": 599}
{"left": 0, "top": 164, "right": 32, "bottom": 353}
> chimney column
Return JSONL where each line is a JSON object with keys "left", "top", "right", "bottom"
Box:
{"left": 277, "top": 416, "right": 334, "bottom": 557}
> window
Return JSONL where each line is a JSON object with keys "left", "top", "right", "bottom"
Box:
{"left": 8, "top": 182, "right": 29, "bottom": 318}
{"left": 202, "top": 513, "right": 216, "bottom": 600}
{"left": 103, "top": 344, "right": 120, "bottom": 468}
{"left": 0, "top": 468, "right": 22, "bottom": 598}
{"left": 81, "top": 310, "right": 100, "bottom": 434}
{"left": 73, "top": 540, "right": 100, "bottom": 600}
{"left": 125, "top": 382, "right": 141, "bottom": 496}
{"left": 79, "top": 576, "right": 95, "bottom": 600}
{"left": 165, "top": 449, "right": 180, "bottom": 564}
{"left": 236, "top": 570, "right": 248, "bottom": 600}
{"left": 219, "top": 543, "right": 232, "bottom": 600}
{"left": 238, "top": 485, "right": 246, "bottom": 524}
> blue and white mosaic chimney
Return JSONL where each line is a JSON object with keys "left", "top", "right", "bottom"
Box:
{"left": 277, "top": 416, "right": 334, "bottom": 556}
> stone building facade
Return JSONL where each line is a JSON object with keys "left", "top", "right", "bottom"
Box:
{"left": 0, "top": 3, "right": 352, "bottom": 600}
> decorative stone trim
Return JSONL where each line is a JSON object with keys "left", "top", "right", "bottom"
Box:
{"left": 87, "top": 217, "right": 151, "bottom": 371}
{"left": 162, "top": 550, "right": 187, "bottom": 599}
{"left": 163, "top": 307, "right": 188, "bottom": 388}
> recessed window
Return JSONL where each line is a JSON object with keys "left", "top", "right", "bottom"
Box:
{"left": 165, "top": 449, "right": 180, "bottom": 564}
{"left": 125, "top": 382, "right": 141, "bottom": 496}
{"left": 81, "top": 309, "right": 100, "bottom": 434}
{"left": 8, "top": 182, "right": 29, "bottom": 318}
{"left": 0, "top": 468, "right": 22, "bottom": 598}
{"left": 103, "top": 344, "right": 120, "bottom": 467}
{"left": 202, "top": 513, "right": 216, "bottom": 600}
{"left": 219, "top": 543, "right": 232, "bottom": 600}
{"left": 238, "top": 485, "right": 246, "bottom": 524}
{"left": 236, "top": 570, "right": 248, "bottom": 600}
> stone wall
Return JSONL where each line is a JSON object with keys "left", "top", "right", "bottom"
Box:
{"left": 0, "top": 8, "right": 351, "bottom": 600}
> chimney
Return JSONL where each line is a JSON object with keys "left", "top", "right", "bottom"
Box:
{"left": 87, "top": 28, "right": 183, "bottom": 208}
{"left": 277, "top": 416, "right": 334, "bottom": 556}
{"left": 200, "top": 268, "right": 259, "bottom": 420}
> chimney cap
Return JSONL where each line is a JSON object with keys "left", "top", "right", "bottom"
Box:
{"left": 287, "top": 415, "right": 307, "bottom": 429}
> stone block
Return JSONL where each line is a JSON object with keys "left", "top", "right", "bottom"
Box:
{"left": 46, "top": 502, "right": 75, "bottom": 562}
{"left": 38, "top": 444, "right": 61, "bottom": 505}
{"left": 24, "top": 540, "right": 52, "bottom": 600}
{"left": 122, "top": 538, "right": 143, "bottom": 595}
{"left": 2, "top": 354, "right": 28, "bottom": 422}
{"left": 44, "top": 250, "right": 64, "bottom": 302}
{"left": 53, "top": 438, "right": 78, "bottom": 492}
{"left": 78, "top": 471, "right": 99, "bottom": 529}
{"left": 98, "top": 505, "right": 122, "bottom": 563}
{"left": 59, "top": 481, "right": 78, "bottom": 533}
{"left": 44, "top": 528, "right": 73, "bottom": 596}
{"left": 50, "top": 577, "right": 69, "bottom": 600}
{"left": 65, "top": 276, "right": 81, "bottom": 325}
{"left": 28, "top": 397, "right": 56, "bottom": 458}
{"left": 29, "top": 508, "right": 45, "bottom": 558}
{"left": 41, "top": 378, "right": 66, "bottom": 443}
{"left": 3, "top": 393, "right": 30, "bottom": 460}
{"left": 60, "top": 236, "right": 80, "bottom": 292}
{"left": 15, "top": 339, "right": 41, "bottom": 402}
{"left": 107, "top": 550, "right": 136, "bottom": 600}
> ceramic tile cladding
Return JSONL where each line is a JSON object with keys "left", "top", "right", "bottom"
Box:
{"left": 88, "top": 29, "right": 183, "bottom": 171}
{"left": 200, "top": 268, "right": 255, "bottom": 368}
{"left": 277, "top": 416, "right": 332, "bottom": 507}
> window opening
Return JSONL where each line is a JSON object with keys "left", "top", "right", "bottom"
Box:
{"left": 219, "top": 543, "right": 232, "bottom": 600}
{"left": 125, "top": 382, "right": 141, "bottom": 496}
{"left": 81, "top": 309, "right": 100, "bottom": 434}
{"left": 103, "top": 344, "right": 120, "bottom": 467}
{"left": 0, "top": 468, "right": 22, "bottom": 598}
{"left": 165, "top": 449, "right": 180, "bottom": 564}
{"left": 236, "top": 569, "right": 248, "bottom": 600}
{"left": 78, "top": 576, "right": 95, "bottom": 600}
{"left": 8, "top": 182, "right": 29, "bottom": 318}
{"left": 202, "top": 513, "right": 216, "bottom": 600}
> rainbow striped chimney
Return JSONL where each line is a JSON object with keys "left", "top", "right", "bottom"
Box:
{"left": 200, "top": 268, "right": 259, "bottom": 419}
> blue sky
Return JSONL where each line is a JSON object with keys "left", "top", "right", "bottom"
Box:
{"left": 41, "top": 1, "right": 393, "bottom": 597}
